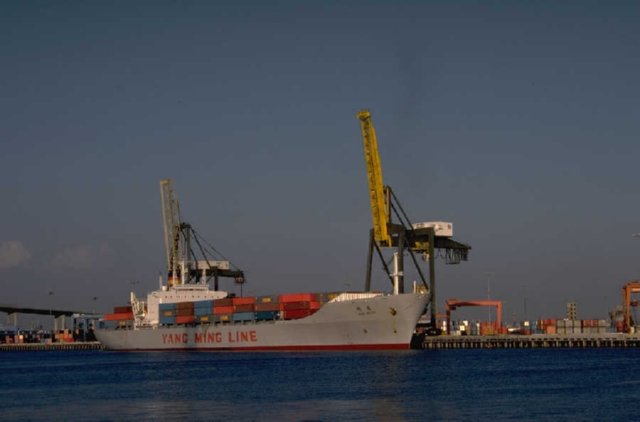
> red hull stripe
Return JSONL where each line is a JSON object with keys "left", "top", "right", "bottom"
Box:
{"left": 108, "top": 343, "right": 410, "bottom": 352}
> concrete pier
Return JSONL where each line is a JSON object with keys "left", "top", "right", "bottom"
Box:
{"left": 0, "top": 341, "right": 103, "bottom": 352}
{"left": 419, "top": 334, "right": 640, "bottom": 349}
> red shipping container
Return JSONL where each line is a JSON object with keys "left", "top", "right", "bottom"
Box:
{"left": 479, "top": 322, "right": 496, "bottom": 336}
{"left": 176, "top": 302, "right": 194, "bottom": 310}
{"left": 282, "top": 309, "right": 314, "bottom": 320}
{"left": 175, "top": 308, "right": 194, "bottom": 316}
{"left": 278, "top": 293, "right": 318, "bottom": 303}
{"left": 231, "top": 297, "right": 256, "bottom": 305}
{"left": 280, "top": 301, "right": 311, "bottom": 311}
{"left": 104, "top": 312, "right": 134, "bottom": 321}
{"left": 234, "top": 304, "right": 254, "bottom": 312}
{"left": 214, "top": 306, "right": 235, "bottom": 315}
{"left": 176, "top": 315, "right": 196, "bottom": 324}
{"left": 255, "top": 303, "right": 280, "bottom": 312}
{"left": 214, "top": 298, "right": 233, "bottom": 307}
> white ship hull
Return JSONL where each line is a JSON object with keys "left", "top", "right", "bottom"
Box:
{"left": 96, "top": 293, "right": 428, "bottom": 351}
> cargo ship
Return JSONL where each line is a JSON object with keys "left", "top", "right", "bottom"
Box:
{"left": 94, "top": 180, "right": 428, "bottom": 351}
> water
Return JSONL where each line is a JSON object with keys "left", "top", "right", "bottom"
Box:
{"left": 1, "top": 349, "right": 639, "bottom": 421}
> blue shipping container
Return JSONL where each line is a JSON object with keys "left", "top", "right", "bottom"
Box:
{"left": 159, "top": 303, "right": 176, "bottom": 311}
{"left": 232, "top": 312, "right": 255, "bottom": 322}
{"left": 159, "top": 316, "right": 176, "bottom": 325}
{"left": 194, "top": 307, "right": 213, "bottom": 317}
{"left": 255, "top": 311, "right": 279, "bottom": 321}
{"left": 193, "top": 300, "right": 214, "bottom": 309}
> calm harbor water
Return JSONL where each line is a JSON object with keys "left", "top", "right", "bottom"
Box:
{"left": 1, "top": 348, "right": 639, "bottom": 421}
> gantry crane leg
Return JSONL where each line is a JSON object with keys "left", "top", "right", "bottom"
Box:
{"left": 365, "top": 230, "right": 374, "bottom": 292}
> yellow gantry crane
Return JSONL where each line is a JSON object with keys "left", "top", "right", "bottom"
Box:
{"left": 358, "top": 110, "right": 391, "bottom": 247}
{"left": 357, "top": 110, "right": 471, "bottom": 333}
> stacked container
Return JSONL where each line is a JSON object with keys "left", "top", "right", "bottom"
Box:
{"left": 278, "top": 293, "right": 321, "bottom": 320}
{"left": 54, "top": 329, "right": 74, "bottom": 343}
{"left": 232, "top": 296, "right": 256, "bottom": 322}
{"left": 598, "top": 319, "right": 609, "bottom": 333}
{"left": 194, "top": 300, "right": 214, "bottom": 323}
{"left": 213, "top": 298, "right": 234, "bottom": 322}
{"left": 104, "top": 305, "right": 134, "bottom": 321}
{"left": 159, "top": 303, "right": 176, "bottom": 325}
{"left": 557, "top": 319, "right": 581, "bottom": 334}
{"left": 255, "top": 295, "right": 280, "bottom": 321}
{"left": 538, "top": 319, "right": 557, "bottom": 334}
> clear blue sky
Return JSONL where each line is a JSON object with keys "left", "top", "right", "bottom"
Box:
{"left": 1, "top": 1, "right": 639, "bottom": 321}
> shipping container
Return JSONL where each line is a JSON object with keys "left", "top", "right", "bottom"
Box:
{"left": 176, "top": 308, "right": 194, "bottom": 317}
{"left": 194, "top": 307, "right": 212, "bottom": 317}
{"left": 479, "top": 322, "right": 496, "bottom": 336}
{"left": 214, "top": 306, "right": 235, "bottom": 315}
{"left": 255, "top": 311, "right": 279, "bottom": 321}
{"left": 159, "top": 303, "right": 176, "bottom": 311}
{"left": 197, "top": 315, "right": 212, "bottom": 323}
{"left": 278, "top": 293, "right": 318, "bottom": 303}
{"left": 176, "top": 315, "right": 196, "bottom": 324}
{"left": 234, "top": 304, "right": 255, "bottom": 313}
{"left": 193, "top": 300, "right": 214, "bottom": 309}
{"left": 232, "top": 312, "right": 255, "bottom": 322}
{"left": 255, "top": 303, "right": 280, "bottom": 312}
{"left": 216, "top": 314, "right": 232, "bottom": 323}
{"left": 214, "top": 298, "right": 233, "bottom": 307}
{"left": 282, "top": 309, "right": 315, "bottom": 320}
{"left": 231, "top": 297, "right": 256, "bottom": 306}
{"left": 176, "top": 302, "right": 194, "bottom": 311}
{"left": 159, "top": 316, "right": 175, "bottom": 325}
{"left": 104, "top": 312, "right": 134, "bottom": 321}
{"left": 282, "top": 301, "right": 312, "bottom": 311}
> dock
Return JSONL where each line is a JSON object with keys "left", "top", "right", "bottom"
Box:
{"left": 418, "top": 333, "right": 640, "bottom": 349}
{"left": 0, "top": 341, "right": 103, "bottom": 352}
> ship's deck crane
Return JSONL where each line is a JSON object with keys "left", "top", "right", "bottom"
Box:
{"left": 358, "top": 110, "right": 471, "bottom": 333}
{"left": 159, "top": 179, "right": 245, "bottom": 290}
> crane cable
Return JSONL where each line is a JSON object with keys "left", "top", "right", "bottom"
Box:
{"left": 191, "top": 228, "right": 243, "bottom": 272}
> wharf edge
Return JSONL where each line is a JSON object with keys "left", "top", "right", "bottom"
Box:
{"left": 417, "top": 333, "right": 640, "bottom": 349}
{"left": 0, "top": 341, "right": 103, "bottom": 352}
